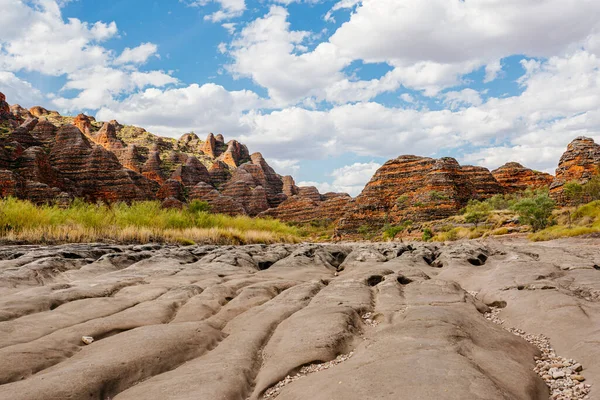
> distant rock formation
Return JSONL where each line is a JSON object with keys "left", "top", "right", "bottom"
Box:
{"left": 0, "top": 93, "right": 333, "bottom": 213}
{"left": 336, "top": 156, "right": 505, "bottom": 235}
{"left": 550, "top": 136, "right": 600, "bottom": 203}
{"left": 492, "top": 162, "right": 553, "bottom": 193}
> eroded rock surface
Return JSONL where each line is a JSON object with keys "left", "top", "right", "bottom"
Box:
{"left": 0, "top": 238, "right": 598, "bottom": 399}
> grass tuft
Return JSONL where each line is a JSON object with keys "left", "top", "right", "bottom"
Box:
{"left": 0, "top": 197, "right": 300, "bottom": 245}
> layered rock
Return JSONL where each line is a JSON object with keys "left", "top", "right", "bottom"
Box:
{"left": 8, "top": 118, "right": 41, "bottom": 147}
{"left": 461, "top": 165, "right": 504, "bottom": 199}
{"left": 250, "top": 152, "right": 286, "bottom": 207}
{"left": 337, "top": 156, "right": 487, "bottom": 235}
{"left": 119, "top": 145, "right": 144, "bottom": 173}
{"left": 189, "top": 182, "right": 245, "bottom": 215}
{"left": 0, "top": 93, "right": 12, "bottom": 121}
{"left": 9, "top": 104, "right": 32, "bottom": 120}
{"left": 171, "top": 156, "right": 211, "bottom": 188}
{"left": 492, "top": 162, "right": 553, "bottom": 193}
{"left": 29, "top": 120, "right": 57, "bottom": 145}
{"left": 297, "top": 186, "right": 322, "bottom": 202}
{"left": 259, "top": 193, "right": 353, "bottom": 223}
{"left": 218, "top": 140, "right": 250, "bottom": 168}
{"left": 157, "top": 179, "right": 185, "bottom": 202}
{"left": 221, "top": 168, "right": 270, "bottom": 216}
{"left": 208, "top": 161, "right": 230, "bottom": 188}
{"left": 142, "top": 149, "right": 166, "bottom": 184}
{"left": 201, "top": 133, "right": 219, "bottom": 158}
{"left": 49, "top": 125, "right": 157, "bottom": 202}
{"left": 94, "top": 122, "right": 124, "bottom": 150}
{"left": 550, "top": 137, "right": 600, "bottom": 202}
{"left": 282, "top": 175, "right": 299, "bottom": 197}
{"left": 73, "top": 114, "right": 92, "bottom": 137}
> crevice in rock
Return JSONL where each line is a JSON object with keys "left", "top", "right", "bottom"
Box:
{"left": 397, "top": 275, "right": 413, "bottom": 285}
{"left": 258, "top": 261, "right": 274, "bottom": 271}
{"left": 366, "top": 275, "right": 384, "bottom": 287}
{"left": 468, "top": 253, "right": 488, "bottom": 266}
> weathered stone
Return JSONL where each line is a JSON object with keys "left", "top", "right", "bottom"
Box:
{"left": 73, "top": 114, "right": 92, "bottom": 137}
{"left": 209, "top": 161, "right": 230, "bottom": 188}
{"left": 171, "top": 156, "right": 211, "bottom": 188}
{"left": 189, "top": 182, "right": 246, "bottom": 215}
{"left": 550, "top": 137, "right": 600, "bottom": 203}
{"left": 492, "top": 162, "right": 553, "bottom": 193}
{"left": 93, "top": 122, "right": 124, "bottom": 150}
{"left": 462, "top": 165, "right": 504, "bottom": 199}
{"left": 157, "top": 179, "right": 186, "bottom": 202}
{"left": 142, "top": 150, "right": 166, "bottom": 184}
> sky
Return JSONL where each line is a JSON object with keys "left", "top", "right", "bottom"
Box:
{"left": 1, "top": 0, "right": 600, "bottom": 196}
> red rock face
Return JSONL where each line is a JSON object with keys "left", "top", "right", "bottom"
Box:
{"left": 0, "top": 92, "right": 12, "bottom": 121}
{"left": 0, "top": 170, "right": 23, "bottom": 197}
{"left": 201, "top": 133, "right": 219, "bottom": 158}
{"left": 250, "top": 152, "right": 285, "bottom": 207}
{"left": 221, "top": 169, "right": 270, "bottom": 216}
{"left": 28, "top": 106, "right": 51, "bottom": 118}
{"left": 73, "top": 114, "right": 92, "bottom": 137}
{"left": 49, "top": 125, "right": 156, "bottom": 202}
{"left": 282, "top": 175, "right": 299, "bottom": 197}
{"left": 9, "top": 104, "right": 32, "bottom": 120}
{"left": 157, "top": 179, "right": 185, "bottom": 202}
{"left": 550, "top": 137, "right": 600, "bottom": 203}
{"left": 189, "top": 182, "right": 246, "bottom": 215}
{"left": 171, "top": 156, "right": 211, "bottom": 188}
{"left": 30, "top": 120, "right": 57, "bottom": 145}
{"left": 297, "top": 186, "right": 322, "bottom": 202}
{"left": 119, "top": 145, "right": 144, "bottom": 172}
{"left": 259, "top": 194, "right": 353, "bottom": 224}
{"left": 142, "top": 150, "right": 166, "bottom": 184}
{"left": 93, "top": 122, "right": 124, "bottom": 150}
{"left": 8, "top": 118, "right": 41, "bottom": 147}
{"left": 492, "top": 162, "right": 553, "bottom": 193}
{"left": 218, "top": 140, "right": 250, "bottom": 168}
{"left": 336, "top": 156, "right": 487, "bottom": 235}
{"left": 209, "top": 161, "right": 231, "bottom": 188}
{"left": 461, "top": 166, "right": 504, "bottom": 199}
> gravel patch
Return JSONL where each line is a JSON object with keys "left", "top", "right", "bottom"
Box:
{"left": 484, "top": 306, "right": 592, "bottom": 400}
{"left": 261, "top": 352, "right": 354, "bottom": 399}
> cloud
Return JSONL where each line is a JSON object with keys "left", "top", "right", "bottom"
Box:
{"left": 0, "top": 71, "right": 44, "bottom": 106}
{"left": 115, "top": 43, "right": 159, "bottom": 65}
{"left": 183, "top": 0, "right": 246, "bottom": 22}
{"left": 299, "top": 161, "right": 381, "bottom": 196}
{"left": 95, "top": 83, "right": 262, "bottom": 137}
{"left": 443, "top": 89, "right": 483, "bottom": 110}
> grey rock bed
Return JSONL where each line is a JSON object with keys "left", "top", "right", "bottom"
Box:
{"left": 0, "top": 238, "right": 598, "bottom": 399}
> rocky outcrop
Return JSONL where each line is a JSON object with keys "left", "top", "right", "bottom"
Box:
{"left": 337, "top": 156, "right": 488, "bottom": 235}
{"left": 208, "top": 161, "right": 230, "bottom": 188}
{"left": 297, "top": 186, "right": 322, "bottom": 202}
{"left": 0, "top": 94, "right": 300, "bottom": 209}
{"left": 49, "top": 125, "right": 157, "bottom": 202}
{"left": 0, "top": 93, "right": 13, "bottom": 122}
{"left": 201, "top": 133, "right": 219, "bottom": 158}
{"left": 141, "top": 149, "right": 166, "bottom": 184}
{"left": 492, "top": 162, "right": 553, "bottom": 193}
{"left": 157, "top": 179, "right": 185, "bottom": 202}
{"left": 461, "top": 165, "right": 504, "bottom": 199}
{"left": 73, "top": 114, "right": 92, "bottom": 137}
{"left": 550, "top": 137, "right": 600, "bottom": 202}
{"left": 189, "top": 182, "right": 245, "bottom": 215}
{"left": 94, "top": 122, "right": 124, "bottom": 151}
{"left": 9, "top": 104, "right": 32, "bottom": 120}
{"left": 282, "top": 175, "right": 299, "bottom": 197}
{"left": 259, "top": 193, "right": 352, "bottom": 223}
{"left": 218, "top": 140, "right": 250, "bottom": 168}
{"left": 171, "top": 156, "right": 211, "bottom": 188}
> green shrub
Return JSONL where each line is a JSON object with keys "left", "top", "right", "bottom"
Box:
{"left": 463, "top": 200, "right": 492, "bottom": 227}
{"left": 383, "top": 220, "right": 413, "bottom": 240}
{"left": 430, "top": 191, "right": 448, "bottom": 201}
{"left": 396, "top": 195, "right": 409, "bottom": 207}
{"left": 511, "top": 193, "right": 556, "bottom": 232}
{"left": 422, "top": 228, "right": 433, "bottom": 241}
{"left": 189, "top": 199, "right": 211, "bottom": 213}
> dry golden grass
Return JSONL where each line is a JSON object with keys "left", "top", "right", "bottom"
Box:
{"left": 0, "top": 198, "right": 300, "bottom": 245}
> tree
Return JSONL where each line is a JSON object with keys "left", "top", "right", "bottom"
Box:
{"left": 511, "top": 194, "right": 556, "bottom": 232}
{"left": 422, "top": 228, "right": 433, "bottom": 241}
{"left": 463, "top": 200, "right": 492, "bottom": 228}
{"left": 584, "top": 175, "right": 600, "bottom": 201}
{"left": 563, "top": 181, "right": 584, "bottom": 227}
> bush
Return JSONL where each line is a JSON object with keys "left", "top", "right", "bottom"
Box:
{"left": 511, "top": 193, "right": 556, "bottom": 232}
{"left": 188, "top": 199, "right": 211, "bottom": 213}
{"left": 422, "top": 228, "right": 433, "bottom": 241}
{"left": 383, "top": 220, "right": 413, "bottom": 240}
{"left": 430, "top": 191, "right": 448, "bottom": 201}
{"left": 396, "top": 195, "right": 409, "bottom": 207}
{"left": 463, "top": 200, "right": 492, "bottom": 227}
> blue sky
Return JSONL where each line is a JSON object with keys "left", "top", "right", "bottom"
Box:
{"left": 2, "top": 0, "right": 600, "bottom": 195}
